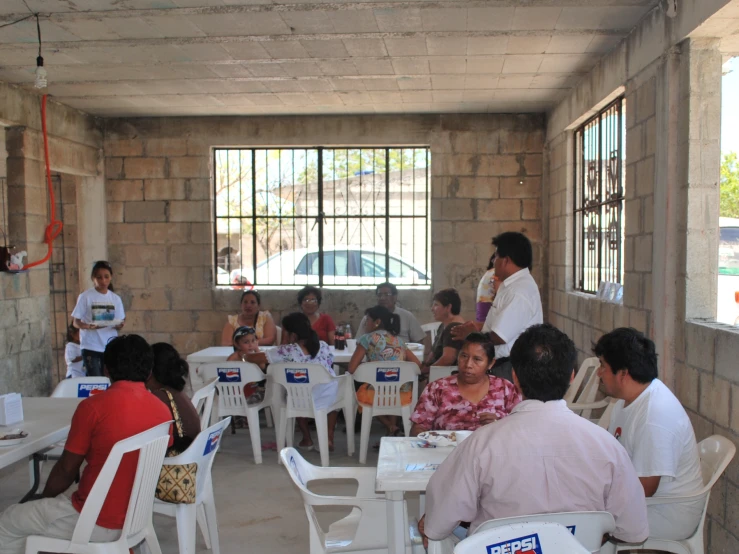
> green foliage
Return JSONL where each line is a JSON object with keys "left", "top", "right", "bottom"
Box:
{"left": 721, "top": 152, "right": 739, "bottom": 218}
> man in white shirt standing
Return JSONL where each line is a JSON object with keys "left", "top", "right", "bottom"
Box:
{"left": 419, "top": 324, "right": 649, "bottom": 548}
{"left": 452, "top": 232, "right": 543, "bottom": 381}
{"left": 595, "top": 327, "right": 704, "bottom": 541}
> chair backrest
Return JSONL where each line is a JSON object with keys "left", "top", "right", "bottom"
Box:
{"left": 429, "top": 366, "right": 457, "bottom": 383}
{"left": 268, "top": 362, "right": 335, "bottom": 413}
{"left": 457, "top": 521, "right": 591, "bottom": 554}
{"left": 164, "top": 417, "right": 231, "bottom": 500}
{"left": 51, "top": 376, "right": 111, "bottom": 398}
{"left": 564, "top": 357, "right": 600, "bottom": 404}
{"left": 474, "top": 512, "right": 615, "bottom": 554}
{"left": 698, "top": 435, "right": 736, "bottom": 493}
{"left": 275, "top": 326, "right": 282, "bottom": 345}
{"left": 422, "top": 322, "right": 440, "bottom": 344}
{"left": 70, "top": 421, "right": 171, "bottom": 547}
{"left": 190, "top": 377, "right": 217, "bottom": 429}
{"left": 199, "top": 362, "right": 266, "bottom": 417}
{"left": 352, "top": 361, "right": 420, "bottom": 409}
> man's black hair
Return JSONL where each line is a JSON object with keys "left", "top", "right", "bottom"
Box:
{"left": 103, "top": 334, "right": 154, "bottom": 383}
{"left": 510, "top": 324, "right": 577, "bottom": 401}
{"left": 593, "top": 327, "right": 658, "bottom": 384}
{"left": 492, "top": 232, "right": 533, "bottom": 270}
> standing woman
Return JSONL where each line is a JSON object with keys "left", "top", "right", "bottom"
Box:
{"left": 298, "top": 286, "right": 336, "bottom": 346}
{"left": 71, "top": 260, "right": 125, "bottom": 377}
{"left": 221, "top": 290, "right": 276, "bottom": 347}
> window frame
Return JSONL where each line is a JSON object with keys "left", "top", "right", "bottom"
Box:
{"left": 212, "top": 146, "right": 431, "bottom": 289}
{"left": 572, "top": 97, "right": 626, "bottom": 294}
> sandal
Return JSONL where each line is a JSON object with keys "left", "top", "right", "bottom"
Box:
{"left": 297, "top": 441, "right": 314, "bottom": 452}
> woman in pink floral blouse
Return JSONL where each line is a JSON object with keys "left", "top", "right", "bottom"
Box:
{"left": 409, "top": 333, "right": 521, "bottom": 435}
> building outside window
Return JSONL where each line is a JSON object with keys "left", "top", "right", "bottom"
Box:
{"left": 213, "top": 147, "right": 431, "bottom": 289}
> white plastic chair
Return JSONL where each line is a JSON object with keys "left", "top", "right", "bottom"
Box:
{"left": 190, "top": 377, "right": 217, "bottom": 429}
{"left": 352, "top": 361, "right": 420, "bottom": 464}
{"left": 615, "top": 435, "right": 736, "bottom": 554}
{"left": 51, "top": 376, "right": 111, "bottom": 398}
{"left": 453, "top": 521, "right": 590, "bottom": 554}
{"left": 25, "top": 421, "right": 171, "bottom": 554}
{"left": 280, "top": 447, "right": 424, "bottom": 554}
{"left": 269, "top": 362, "right": 355, "bottom": 467}
{"left": 153, "top": 417, "right": 232, "bottom": 554}
{"left": 275, "top": 325, "right": 282, "bottom": 345}
{"left": 422, "top": 322, "right": 440, "bottom": 345}
{"left": 565, "top": 357, "right": 609, "bottom": 420}
{"left": 429, "top": 366, "right": 457, "bottom": 383}
{"left": 199, "top": 362, "right": 273, "bottom": 464}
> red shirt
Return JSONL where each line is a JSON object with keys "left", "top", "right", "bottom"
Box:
{"left": 311, "top": 313, "right": 336, "bottom": 343}
{"left": 65, "top": 380, "right": 173, "bottom": 529}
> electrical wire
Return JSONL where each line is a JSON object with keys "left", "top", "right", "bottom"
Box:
{"left": 35, "top": 13, "right": 41, "bottom": 56}
{"left": 23, "top": 94, "right": 63, "bottom": 270}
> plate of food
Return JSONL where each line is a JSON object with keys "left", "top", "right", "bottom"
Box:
{"left": 417, "top": 430, "right": 472, "bottom": 447}
{"left": 407, "top": 343, "right": 424, "bottom": 349}
{"left": 0, "top": 430, "right": 29, "bottom": 447}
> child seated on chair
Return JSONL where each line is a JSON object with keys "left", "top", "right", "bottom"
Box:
{"left": 226, "top": 326, "right": 266, "bottom": 406}
{"left": 347, "top": 306, "right": 422, "bottom": 438}
{"left": 0, "top": 335, "right": 173, "bottom": 554}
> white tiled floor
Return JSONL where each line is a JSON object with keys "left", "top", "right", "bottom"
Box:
{"left": 0, "top": 417, "right": 402, "bottom": 554}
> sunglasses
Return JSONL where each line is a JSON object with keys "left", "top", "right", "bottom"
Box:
{"left": 233, "top": 326, "right": 257, "bottom": 340}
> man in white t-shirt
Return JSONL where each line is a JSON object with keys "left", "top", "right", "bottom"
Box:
{"left": 452, "top": 232, "right": 543, "bottom": 382}
{"left": 355, "top": 282, "right": 427, "bottom": 345}
{"left": 594, "top": 327, "right": 704, "bottom": 541}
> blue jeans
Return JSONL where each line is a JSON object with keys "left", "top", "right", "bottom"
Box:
{"left": 81, "top": 349, "right": 104, "bottom": 377}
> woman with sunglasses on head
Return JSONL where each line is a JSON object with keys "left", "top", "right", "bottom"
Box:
{"left": 71, "top": 260, "right": 125, "bottom": 377}
{"left": 297, "top": 286, "right": 336, "bottom": 346}
{"left": 221, "top": 289, "right": 276, "bottom": 347}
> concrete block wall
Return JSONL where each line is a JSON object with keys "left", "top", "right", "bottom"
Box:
{"left": 102, "top": 114, "right": 545, "bottom": 355}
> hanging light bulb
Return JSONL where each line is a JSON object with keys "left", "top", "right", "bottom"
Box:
{"left": 34, "top": 55, "right": 47, "bottom": 89}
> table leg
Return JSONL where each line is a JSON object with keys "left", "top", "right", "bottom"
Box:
{"left": 19, "top": 453, "right": 42, "bottom": 503}
{"left": 385, "top": 490, "right": 406, "bottom": 554}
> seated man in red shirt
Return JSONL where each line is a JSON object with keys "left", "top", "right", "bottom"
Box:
{"left": 0, "top": 334, "right": 173, "bottom": 554}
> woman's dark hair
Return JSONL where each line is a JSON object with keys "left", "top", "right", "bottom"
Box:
{"left": 151, "top": 343, "right": 189, "bottom": 391}
{"left": 66, "top": 322, "right": 78, "bottom": 343}
{"left": 486, "top": 253, "right": 496, "bottom": 271}
{"left": 240, "top": 289, "right": 261, "bottom": 305}
{"left": 510, "top": 324, "right": 577, "bottom": 401}
{"left": 281, "top": 312, "right": 321, "bottom": 358}
{"left": 91, "top": 260, "right": 115, "bottom": 292}
{"left": 593, "top": 327, "right": 658, "bottom": 384}
{"left": 433, "top": 288, "right": 461, "bottom": 315}
{"left": 297, "top": 286, "right": 322, "bottom": 305}
{"left": 462, "top": 333, "right": 496, "bottom": 365}
{"left": 364, "top": 305, "right": 400, "bottom": 336}
{"left": 492, "top": 232, "right": 533, "bottom": 270}
{"left": 103, "top": 334, "right": 153, "bottom": 383}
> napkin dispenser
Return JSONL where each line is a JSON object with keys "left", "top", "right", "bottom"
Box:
{"left": 0, "top": 393, "right": 24, "bottom": 426}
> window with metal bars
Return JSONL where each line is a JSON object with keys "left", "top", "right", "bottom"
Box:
{"left": 573, "top": 98, "right": 626, "bottom": 294}
{"left": 213, "top": 147, "right": 431, "bottom": 289}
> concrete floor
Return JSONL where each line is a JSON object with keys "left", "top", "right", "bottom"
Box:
{"left": 0, "top": 417, "right": 410, "bottom": 554}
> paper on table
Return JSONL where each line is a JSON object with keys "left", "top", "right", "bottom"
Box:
{"left": 0, "top": 393, "right": 23, "bottom": 426}
{"left": 405, "top": 463, "right": 440, "bottom": 472}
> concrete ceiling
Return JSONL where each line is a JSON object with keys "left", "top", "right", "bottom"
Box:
{"left": 0, "top": 1, "right": 662, "bottom": 117}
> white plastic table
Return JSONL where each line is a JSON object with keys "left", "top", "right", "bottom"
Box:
{"left": 375, "top": 437, "right": 456, "bottom": 554}
{"left": 187, "top": 344, "right": 424, "bottom": 390}
{"left": 0, "top": 397, "right": 82, "bottom": 500}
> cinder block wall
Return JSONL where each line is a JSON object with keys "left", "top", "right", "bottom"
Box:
{"left": 102, "top": 114, "right": 544, "bottom": 355}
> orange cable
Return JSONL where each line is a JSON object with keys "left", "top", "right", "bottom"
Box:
{"left": 23, "top": 93, "right": 62, "bottom": 270}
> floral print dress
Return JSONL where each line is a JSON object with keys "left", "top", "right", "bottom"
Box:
{"left": 266, "top": 341, "right": 337, "bottom": 410}
{"left": 410, "top": 374, "right": 521, "bottom": 431}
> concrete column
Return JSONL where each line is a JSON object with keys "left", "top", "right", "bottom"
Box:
{"left": 76, "top": 159, "right": 107, "bottom": 281}
{"left": 680, "top": 39, "right": 723, "bottom": 321}
{"left": 652, "top": 48, "right": 682, "bottom": 388}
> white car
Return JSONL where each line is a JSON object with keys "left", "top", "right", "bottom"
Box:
{"left": 229, "top": 247, "right": 430, "bottom": 287}
{"left": 717, "top": 217, "right": 739, "bottom": 325}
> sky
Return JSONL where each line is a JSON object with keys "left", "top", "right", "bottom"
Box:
{"left": 723, "top": 57, "right": 739, "bottom": 155}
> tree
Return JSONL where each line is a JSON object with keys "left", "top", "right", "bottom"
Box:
{"left": 721, "top": 152, "right": 739, "bottom": 218}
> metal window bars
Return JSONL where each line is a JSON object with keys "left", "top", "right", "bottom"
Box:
{"left": 573, "top": 98, "right": 625, "bottom": 294}
{"left": 213, "top": 147, "right": 431, "bottom": 289}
